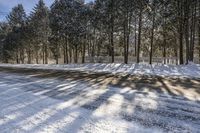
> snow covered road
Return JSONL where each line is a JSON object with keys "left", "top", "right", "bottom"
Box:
{"left": 0, "top": 67, "right": 200, "bottom": 133}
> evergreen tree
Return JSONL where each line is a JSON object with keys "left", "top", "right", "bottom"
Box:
{"left": 0, "top": 0, "right": 200, "bottom": 65}
{"left": 29, "top": 0, "right": 50, "bottom": 64}
{"left": 6, "top": 4, "right": 26, "bottom": 63}
{"left": 0, "top": 22, "right": 10, "bottom": 63}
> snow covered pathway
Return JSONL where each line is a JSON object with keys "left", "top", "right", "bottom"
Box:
{"left": 0, "top": 67, "right": 200, "bottom": 133}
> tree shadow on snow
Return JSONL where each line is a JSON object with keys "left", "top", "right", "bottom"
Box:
{"left": 0, "top": 67, "right": 200, "bottom": 132}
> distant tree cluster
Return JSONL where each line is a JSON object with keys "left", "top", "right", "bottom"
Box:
{"left": 0, "top": 0, "right": 200, "bottom": 64}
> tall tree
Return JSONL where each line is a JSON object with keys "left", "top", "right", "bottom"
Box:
{"left": 120, "top": 0, "right": 135, "bottom": 64}
{"left": 177, "top": 0, "right": 184, "bottom": 64}
{"left": 30, "top": 0, "right": 50, "bottom": 64}
{"left": 0, "top": 22, "right": 10, "bottom": 63}
{"left": 6, "top": 4, "right": 26, "bottom": 63}
{"left": 149, "top": 0, "right": 158, "bottom": 64}
{"left": 136, "top": 0, "right": 148, "bottom": 63}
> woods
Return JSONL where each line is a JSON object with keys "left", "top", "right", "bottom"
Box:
{"left": 0, "top": 0, "right": 200, "bottom": 64}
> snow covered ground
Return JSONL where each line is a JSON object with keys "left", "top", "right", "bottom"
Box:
{"left": 0, "top": 62, "right": 200, "bottom": 78}
{"left": 0, "top": 67, "right": 200, "bottom": 133}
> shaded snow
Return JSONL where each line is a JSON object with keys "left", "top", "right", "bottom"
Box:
{"left": 0, "top": 71, "right": 200, "bottom": 133}
{"left": 0, "top": 63, "right": 200, "bottom": 78}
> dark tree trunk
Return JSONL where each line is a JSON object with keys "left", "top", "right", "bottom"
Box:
{"left": 149, "top": 9, "right": 155, "bottom": 65}
{"left": 134, "top": 16, "right": 137, "bottom": 57}
{"left": 178, "top": 0, "right": 184, "bottom": 65}
{"left": 82, "top": 39, "right": 86, "bottom": 64}
{"left": 179, "top": 29, "right": 184, "bottom": 65}
{"left": 16, "top": 52, "right": 19, "bottom": 64}
{"left": 69, "top": 47, "right": 72, "bottom": 63}
{"left": 189, "top": 1, "right": 197, "bottom": 62}
{"left": 55, "top": 48, "right": 59, "bottom": 64}
{"left": 110, "top": 0, "right": 114, "bottom": 63}
{"left": 45, "top": 44, "right": 48, "bottom": 64}
{"left": 42, "top": 44, "right": 45, "bottom": 64}
{"left": 56, "top": 50, "right": 58, "bottom": 64}
{"left": 27, "top": 45, "right": 31, "bottom": 64}
{"left": 74, "top": 45, "right": 78, "bottom": 63}
{"left": 184, "top": 0, "right": 190, "bottom": 64}
{"left": 63, "top": 44, "right": 66, "bottom": 64}
{"left": 163, "top": 33, "right": 167, "bottom": 64}
{"left": 137, "top": 8, "right": 142, "bottom": 63}
{"left": 110, "top": 23, "right": 114, "bottom": 63}
{"left": 123, "top": 16, "right": 127, "bottom": 64}
{"left": 65, "top": 38, "right": 69, "bottom": 64}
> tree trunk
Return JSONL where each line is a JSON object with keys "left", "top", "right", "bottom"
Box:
{"left": 149, "top": 9, "right": 155, "bottom": 65}
{"left": 179, "top": 29, "right": 184, "bottom": 65}
{"left": 97, "top": 27, "right": 102, "bottom": 57}
{"left": 110, "top": 0, "right": 114, "bottom": 63}
{"left": 174, "top": 44, "right": 178, "bottom": 65}
{"left": 16, "top": 49, "right": 19, "bottom": 64}
{"left": 20, "top": 49, "right": 24, "bottom": 64}
{"left": 184, "top": 0, "right": 190, "bottom": 64}
{"left": 124, "top": 11, "right": 132, "bottom": 64}
{"left": 65, "top": 38, "right": 69, "bottom": 64}
{"left": 55, "top": 44, "right": 59, "bottom": 64}
{"left": 123, "top": 14, "right": 128, "bottom": 64}
{"left": 74, "top": 45, "right": 78, "bottom": 63}
{"left": 69, "top": 47, "right": 72, "bottom": 63}
{"left": 63, "top": 43, "right": 66, "bottom": 64}
{"left": 36, "top": 50, "right": 39, "bottom": 64}
{"left": 27, "top": 45, "right": 31, "bottom": 64}
{"left": 189, "top": 1, "right": 197, "bottom": 62}
{"left": 45, "top": 44, "right": 48, "bottom": 64}
{"left": 82, "top": 38, "right": 86, "bottom": 64}
{"left": 178, "top": 0, "right": 184, "bottom": 65}
{"left": 55, "top": 48, "right": 59, "bottom": 64}
{"left": 134, "top": 16, "right": 137, "bottom": 57}
{"left": 137, "top": 8, "right": 142, "bottom": 63}
{"left": 42, "top": 44, "right": 45, "bottom": 64}
{"left": 163, "top": 33, "right": 167, "bottom": 64}
{"left": 110, "top": 24, "right": 114, "bottom": 63}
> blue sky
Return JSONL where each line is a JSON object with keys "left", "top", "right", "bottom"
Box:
{"left": 0, "top": 0, "right": 92, "bottom": 21}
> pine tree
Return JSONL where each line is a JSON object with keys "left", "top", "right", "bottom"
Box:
{"left": 0, "top": 22, "right": 10, "bottom": 63}
{"left": 136, "top": 0, "right": 148, "bottom": 63}
{"left": 49, "top": 0, "right": 64, "bottom": 64}
{"left": 6, "top": 4, "right": 26, "bottom": 63}
{"left": 119, "top": 0, "right": 135, "bottom": 64}
{"left": 29, "top": 0, "right": 50, "bottom": 64}
{"left": 1, "top": 0, "right": 200, "bottom": 65}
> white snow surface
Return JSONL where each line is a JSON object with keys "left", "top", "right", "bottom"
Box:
{"left": 0, "top": 62, "right": 200, "bottom": 78}
{"left": 0, "top": 67, "right": 200, "bottom": 132}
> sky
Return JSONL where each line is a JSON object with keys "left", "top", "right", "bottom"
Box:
{"left": 0, "top": 0, "right": 92, "bottom": 21}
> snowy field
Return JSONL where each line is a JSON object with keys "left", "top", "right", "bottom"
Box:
{"left": 0, "top": 65, "right": 200, "bottom": 133}
{"left": 0, "top": 63, "right": 200, "bottom": 78}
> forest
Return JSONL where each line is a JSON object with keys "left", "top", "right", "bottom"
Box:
{"left": 0, "top": 0, "right": 200, "bottom": 65}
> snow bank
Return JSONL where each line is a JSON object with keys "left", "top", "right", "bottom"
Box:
{"left": 0, "top": 63, "right": 200, "bottom": 78}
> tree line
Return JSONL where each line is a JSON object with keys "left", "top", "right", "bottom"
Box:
{"left": 0, "top": 0, "right": 200, "bottom": 64}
